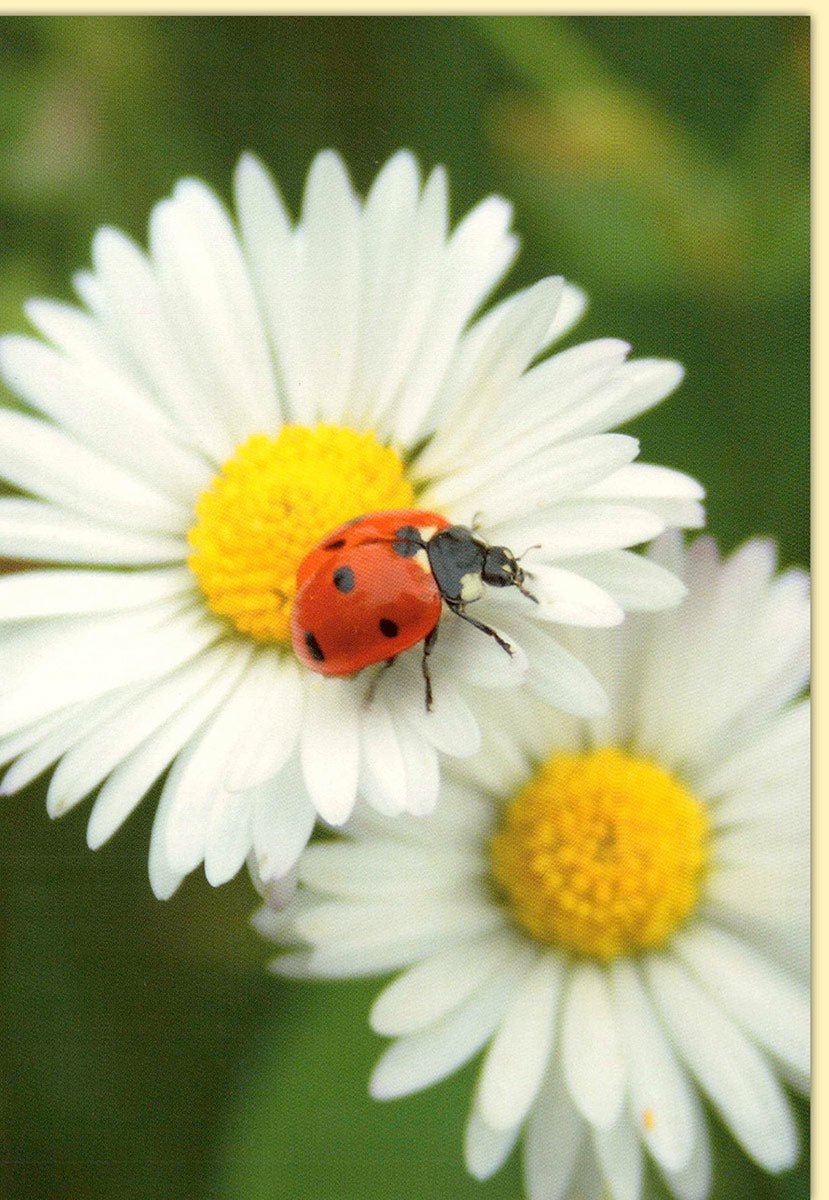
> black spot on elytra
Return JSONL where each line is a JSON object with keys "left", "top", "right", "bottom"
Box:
{"left": 333, "top": 565, "right": 355, "bottom": 593}
{"left": 379, "top": 618, "right": 399, "bottom": 639}
{"left": 304, "top": 631, "right": 325, "bottom": 662}
{"left": 324, "top": 537, "right": 346, "bottom": 550}
{"left": 393, "top": 525, "right": 420, "bottom": 558}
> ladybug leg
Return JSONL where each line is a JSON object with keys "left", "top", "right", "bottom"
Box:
{"left": 421, "top": 623, "right": 439, "bottom": 711}
{"left": 363, "top": 657, "right": 397, "bottom": 707}
{"left": 516, "top": 579, "right": 540, "bottom": 604}
{"left": 448, "top": 602, "right": 514, "bottom": 657}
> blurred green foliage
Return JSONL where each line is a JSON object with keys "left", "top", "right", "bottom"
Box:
{"left": 0, "top": 16, "right": 809, "bottom": 1200}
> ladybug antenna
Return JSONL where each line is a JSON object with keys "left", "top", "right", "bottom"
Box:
{"left": 515, "top": 543, "right": 542, "bottom": 563}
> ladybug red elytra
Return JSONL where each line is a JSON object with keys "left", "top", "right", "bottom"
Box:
{"left": 291, "top": 509, "right": 537, "bottom": 709}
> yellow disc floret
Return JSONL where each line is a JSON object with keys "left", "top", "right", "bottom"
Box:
{"left": 188, "top": 424, "right": 415, "bottom": 642}
{"left": 490, "top": 747, "right": 709, "bottom": 961}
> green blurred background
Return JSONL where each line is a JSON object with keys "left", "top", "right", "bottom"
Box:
{"left": 0, "top": 15, "right": 809, "bottom": 1200}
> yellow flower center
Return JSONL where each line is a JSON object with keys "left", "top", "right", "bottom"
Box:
{"left": 490, "top": 747, "right": 709, "bottom": 961}
{"left": 188, "top": 424, "right": 415, "bottom": 642}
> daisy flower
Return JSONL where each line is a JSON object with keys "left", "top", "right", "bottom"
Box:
{"left": 0, "top": 150, "right": 703, "bottom": 898}
{"left": 257, "top": 534, "right": 809, "bottom": 1200}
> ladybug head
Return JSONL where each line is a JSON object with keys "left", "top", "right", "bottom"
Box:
{"left": 481, "top": 545, "right": 524, "bottom": 588}
{"left": 481, "top": 543, "right": 539, "bottom": 604}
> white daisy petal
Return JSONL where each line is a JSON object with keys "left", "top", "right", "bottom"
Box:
{"left": 657, "top": 1081, "right": 712, "bottom": 1200}
{"left": 359, "top": 695, "right": 409, "bottom": 816}
{"left": 272, "top": 938, "right": 448, "bottom": 981}
{"left": 710, "top": 777, "right": 809, "bottom": 828}
{"left": 694, "top": 699, "right": 810, "bottom": 798}
{"left": 388, "top": 657, "right": 482, "bottom": 757}
{"left": 273, "top": 899, "right": 505, "bottom": 980}
{"left": 523, "top": 1065, "right": 586, "bottom": 1200}
{"left": 476, "top": 951, "right": 563, "bottom": 1130}
{"left": 0, "top": 408, "right": 190, "bottom": 532}
{"left": 0, "top": 566, "right": 194, "bottom": 621}
{"left": 362, "top": 163, "right": 450, "bottom": 433}
{"left": 497, "top": 502, "right": 667, "bottom": 562}
{"left": 0, "top": 498, "right": 187, "bottom": 565}
{"left": 344, "top": 775, "right": 493, "bottom": 850}
{"left": 300, "top": 677, "right": 360, "bottom": 825}
{"left": 147, "top": 769, "right": 187, "bottom": 902}
{"left": 673, "top": 924, "right": 810, "bottom": 1077}
{"left": 233, "top": 152, "right": 299, "bottom": 421}
{"left": 560, "top": 549, "right": 688, "bottom": 611}
{"left": 167, "top": 179, "right": 280, "bottom": 433}
{"left": 580, "top": 463, "right": 706, "bottom": 535}
{"left": 222, "top": 655, "right": 302, "bottom": 793}
{"left": 295, "top": 151, "right": 360, "bottom": 424}
{"left": 592, "top": 1106, "right": 643, "bottom": 1200}
{"left": 389, "top": 193, "right": 517, "bottom": 446}
{"left": 369, "top": 930, "right": 519, "bottom": 1037}
{"left": 438, "top": 433, "right": 640, "bottom": 528}
{"left": 46, "top": 645, "right": 235, "bottom": 819}
{"left": 610, "top": 959, "right": 696, "bottom": 1173}
{"left": 583, "top": 462, "right": 706, "bottom": 503}
{"left": 369, "top": 947, "right": 535, "bottom": 1100}
{"left": 295, "top": 893, "right": 500, "bottom": 949}
{"left": 646, "top": 955, "right": 799, "bottom": 1172}
{"left": 713, "top": 821, "right": 807, "bottom": 867}
{"left": 388, "top": 710, "right": 441, "bottom": 818}
{"left": 1, "top": 689, "right": 135, "bottom": 799}
{"left": 444, "top": 723, "right": 530, "bottom": 806}
{"left": 203, "top": 785, "right": 256, "bottom": 888}
{"left": 525, "top": 563, "right": 625, "bottom": 627}
{"left": 0, "top": 602, "right": 220, "bottom": 736}
{"left": 418, "top": 277, "right": 566, "bottom": 471}
{"left": 561, "top": 963, "right": 627, "bottom": 1129}
{"left": 298, "top": 840, "right": 481, "bottom": 900}
{"left": 160, "top": 651, "right": 281, "bottom": 875}
{"left": 545, "top": 281, "right": 587, "bottom": 342}
{"left": 506, "top": 614, "right": 608, "bottom": 717}
{"left": 148, "top": 194, "right": 277, "bottom": 450}
{"left": 24, "top": 296, "right": 130, "bottom": 374}
{"left": 85, "top": 645, "right": 250, "bottom": 850}
{"left": 634, "top": 496, "right": 706, "bottom": 530}
{"left": 90, "top": 226, "right": 232, "bottom": 463}
{"left": 432, "top": 612, "right": 529, "bottom": 691}
{"left": 703, "top": 862, "right": 806, "bottom": 926}
{"left": 0, "top": 620, "right": 90, "bottom": 697}
{"left": 555, "top": 359, "right": 685, "bottom": 442}
{"left": 0, "top": 704, "right": 87, "bottom": 772}
{"left": 499, "top": 337, "right": 632, "bottom": 436}
{"left": 464, "top": 1108, "right": 521, "bottom": 1181}
{"left": 0, "top": 334, "right": 212, "bottom": 501}
{"left": 0, "top": 604, "right": 221, "bottom": 734}
{"left": 251, "top": 760, "right": 318, "bottom": 884}
{"left": 350, "top": 151, "right": 425, "bottom": 427}
{"left": 424, "top": 336, "right": 630, "bottom": 484}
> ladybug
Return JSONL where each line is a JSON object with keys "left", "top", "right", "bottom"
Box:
{"left": 291, "top": 509, "right": 537, "bottom": 709}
